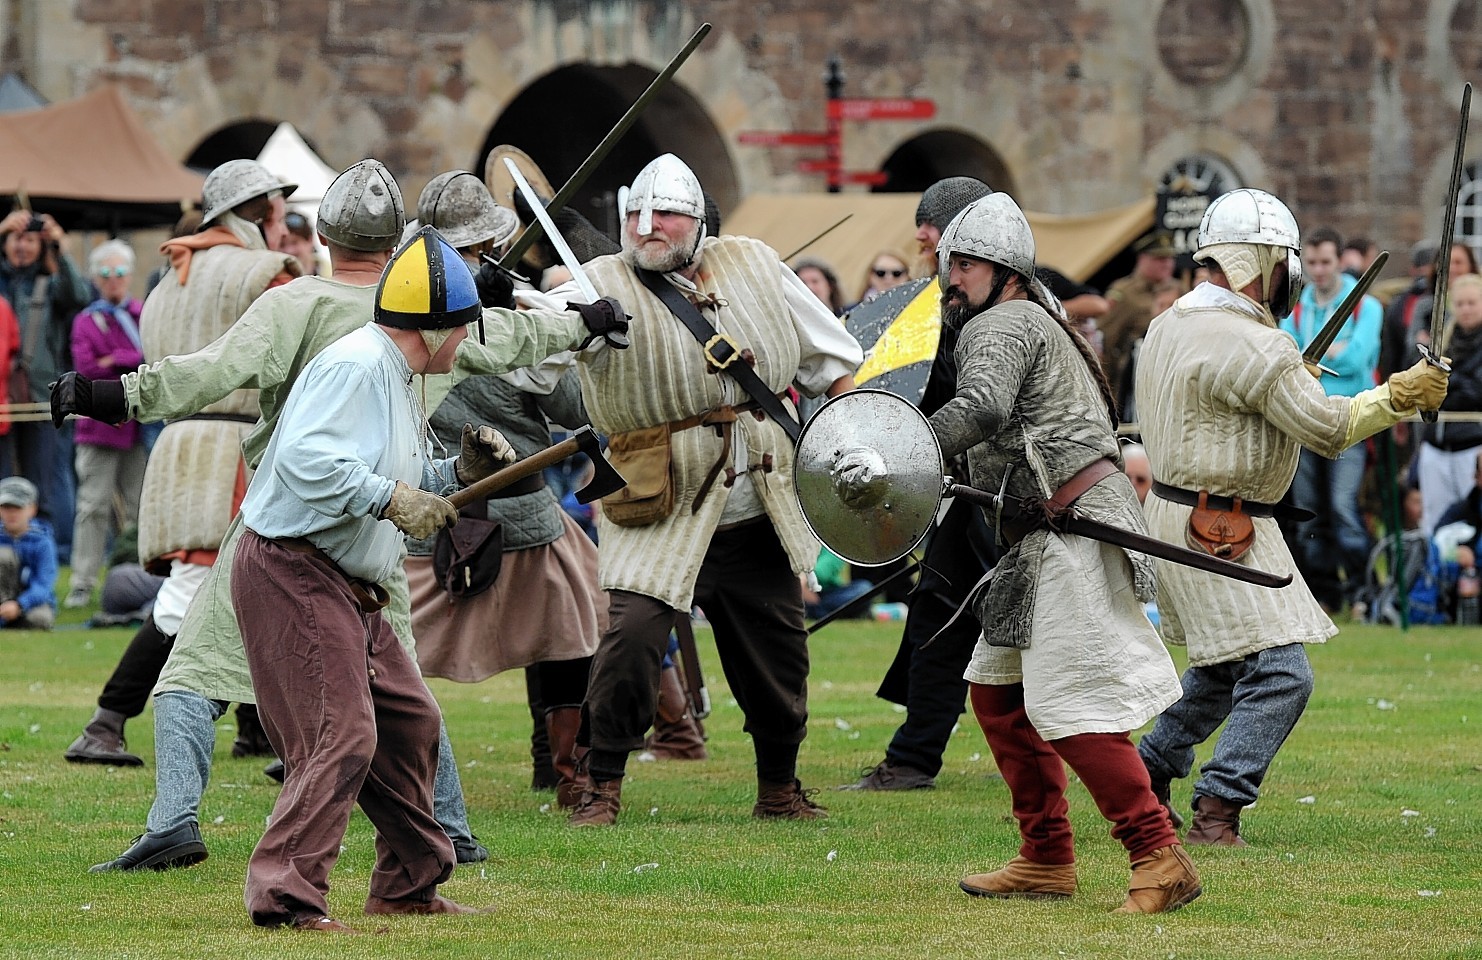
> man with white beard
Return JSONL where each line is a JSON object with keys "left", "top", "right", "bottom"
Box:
{"left": 559, "top": 153, "right": 861, "bottom": 826}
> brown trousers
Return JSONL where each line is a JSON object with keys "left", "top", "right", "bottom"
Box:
{"left": 583, "top": 519, "right": 810, "bottom": 757}
{"left": 970, "top": 682, "right": 1175, "bottom": 864}
{"left": 232, "top": 531, "right": 453, "bottom": 927}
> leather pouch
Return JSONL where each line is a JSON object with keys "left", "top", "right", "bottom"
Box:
{"left": 601, "top": 424, "right": 675, "bottom": 527}
{"left": 1185, "top": 490, "right": 1255, "bottom": 562}
{"left": 432, "top": 502, "right": 504, "bottom": 598}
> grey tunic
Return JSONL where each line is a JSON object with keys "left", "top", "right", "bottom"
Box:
{"left": 928, "top": 298, "right": 1178, "bottom": 739}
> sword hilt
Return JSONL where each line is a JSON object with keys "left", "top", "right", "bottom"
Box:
{"left": 1416, "top": 343, "right": 1450, "bottom": 423}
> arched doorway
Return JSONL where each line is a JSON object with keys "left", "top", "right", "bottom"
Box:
{"left": 479, "top": 64, "right": 738, "bottom": 238}
{"left": 875, "top": 129, "right": 1015, "bottom": 196}
{"left": 185, "top": 120, "right": 282, "bottom": 173}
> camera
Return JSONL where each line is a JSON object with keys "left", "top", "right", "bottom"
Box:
{"left": 25, "top": 215, "right": 44, "bottom": 233}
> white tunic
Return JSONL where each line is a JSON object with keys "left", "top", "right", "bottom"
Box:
{"left": 1135, "top": 284, "right": 1349, "bottom": 666}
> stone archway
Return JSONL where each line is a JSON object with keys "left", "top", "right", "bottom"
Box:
{"left": 184, "top": 119, "right": 280, "bottom": 172}
{"left": 874, "top": 129, "right": 1016, "bottom": 196}
{"left": 478, "top": 64, "right": 739, "bottom": 237}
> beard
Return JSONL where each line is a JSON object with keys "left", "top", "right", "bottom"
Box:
{"left": 940, "top": 284, "right": 984, "bottom": 331}
{"left": 622, "top": 218, "right": 699, "bottom": 273}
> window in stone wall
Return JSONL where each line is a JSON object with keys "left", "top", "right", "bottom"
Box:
{"left": 1457, "top": 161, "right": 1482, "bottom": 252}
{"left": 1156, "top": 0, "right": 1252, "bottom": 86}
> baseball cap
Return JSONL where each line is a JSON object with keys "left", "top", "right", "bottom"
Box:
{"left": 0, "top": 476, "right": 38, "bottom": 507}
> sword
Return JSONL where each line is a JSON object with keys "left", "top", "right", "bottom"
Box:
{"left": 505, "top": 158, "right": 602, "bottom": 305}
{"left": 1418, "top": 82, "right": 1471, "bottom": 420}
{"left": 946, "top": 483, "right": 1292, "bottom": 589}
{"left": 781, "top": 215, "right": 853, "bottom": 263}
{"left": 1301, "top": 250, "right": 1388, "bottom": 375}
{"left": 498, "top": 23, "right": 712, "bottom": 271}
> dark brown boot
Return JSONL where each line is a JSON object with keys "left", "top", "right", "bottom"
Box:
{"left": 753, "top": 779, "right": 828, "bottom": 820}
{"left": 1184, "top": 794, "right": 1248, "bottom": 847}
{"left": 544, "top": 705, "right": 587, "bottom": 809}
{"left": 1149, "top": 778, "right": 1184, "bottom": 830}
{"left": 64, "top": 708, "right": 143, "bottom": 766}
{"left": 643, "top": 667, "right": 708, "bottom": 760}
{"left": 568, "top": 778, "right": 623, "bottom": 827}
{"left": 231, "top": 703, "right": 275, "bottom": 758}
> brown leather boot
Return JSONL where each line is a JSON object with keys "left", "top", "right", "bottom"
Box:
{"left": 959, "top": 856, "right": 1077, "bottom": 899}
{"left": 1184, "top": 794, "right": 1248, "bottom": 847}
{"left": 568, "top": 778, "right": 622, "bottom": 827}
{"left": 1149, "top": 778, "right": 1185, "bottom": 830}
{"left": 544, "top": 705, "right": 587, "bottom": 809}
{"left": 64, "top": 708, "right": 143, "bottom": 766}
{"left": 1112, "top": 844, "right": 1202, "bottom": 914}
{"left": 753, "top": 779, "right": 828, "bottom": 820}
{"left": 231, "top": 703, "right": 275, "bottom": 758}
{"left": 643, "top": 667, "right": 708, "bottom": 760}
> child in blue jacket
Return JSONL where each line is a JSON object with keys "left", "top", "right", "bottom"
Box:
{"left": 0, "top": 476, "right": 58, "bottom": 629}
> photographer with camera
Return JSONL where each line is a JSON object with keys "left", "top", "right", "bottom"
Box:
{"left": 0, "top": 209, "right": 91, "bottom": 563}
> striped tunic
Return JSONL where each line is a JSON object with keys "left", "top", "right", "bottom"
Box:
{"left": 1135, "top": 283, "right": 1349, "bottom": 666}
{"left": 577, "top": 237, "right": 853, "bottom": 610}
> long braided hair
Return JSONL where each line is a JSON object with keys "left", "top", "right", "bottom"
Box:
{"left": 1022, "top": 277, "right": 1118, "bottom": 424}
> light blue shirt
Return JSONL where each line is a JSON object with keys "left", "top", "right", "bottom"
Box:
{"left": 1280, "top": 271, "right": 1382, "bottom": 398}
{"left": 239, "top": 324, "right": 457, "bottom": 583}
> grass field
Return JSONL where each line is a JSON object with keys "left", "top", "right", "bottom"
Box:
{"left": 1, "top": 613, "right": 1479, "bottom": 959}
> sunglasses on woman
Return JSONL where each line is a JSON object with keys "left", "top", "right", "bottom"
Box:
{"left": 873, "top": 267, "right": 906, "bottom": 279}
{"left": 95, "top": 265, "right": 131, "bottom": 278}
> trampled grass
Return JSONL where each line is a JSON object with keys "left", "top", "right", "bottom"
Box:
{"left": 1, "top": 617, "right": 1479, "bottom": 959}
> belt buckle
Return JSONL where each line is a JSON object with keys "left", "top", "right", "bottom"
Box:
{"left": 702, "top": 332, "right": 741, "bottom": 371}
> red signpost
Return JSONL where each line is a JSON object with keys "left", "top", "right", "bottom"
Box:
{"left": 737, "top": 60, "right": 936, "bottom": 191}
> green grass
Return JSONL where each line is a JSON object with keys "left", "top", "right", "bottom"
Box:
{"left": 1, "top": 617, "right": 1480, "bottom": 959}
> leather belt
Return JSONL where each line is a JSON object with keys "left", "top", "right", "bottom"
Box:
{"left": 1001, "top": 457, "right": 1119, "bottom": 546}
{"left": 275, "top": 536, "right": 390, "bottom": 612}
{"left": 1151, "top": 481, "right": 1315, "bottom": 523}
{"left": 666, "top": 395, "right": 785, "bottom": 511}
{"left": 487, "top": 472, "right": 546, "bottom": 499}
{"left": 168, "top": 412, "right": 259, "bottom": 425}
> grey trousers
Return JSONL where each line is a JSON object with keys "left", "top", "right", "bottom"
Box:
{"left": 1137, "top": 642, "right": 1314, "bottom": 808}
{"left": 71, "top": 442, "right": 147, "bottom": 593}
{"left": 142, "top": 692, "right": 474, "bottom": 845}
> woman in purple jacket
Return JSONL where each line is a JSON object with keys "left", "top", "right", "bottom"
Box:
{"left": 66, "top": 240, "right": 147, "bottom": 608}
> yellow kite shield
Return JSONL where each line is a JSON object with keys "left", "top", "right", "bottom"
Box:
{"left": 845, "top": 277, "right": 940, "bottom": 405}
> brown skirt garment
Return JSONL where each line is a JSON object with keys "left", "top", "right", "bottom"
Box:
{"left": 408, "top": 512, "right": 606, "bottom": 682}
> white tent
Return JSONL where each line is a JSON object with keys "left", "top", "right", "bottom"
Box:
{"left": 256, "top": 122, "right": 337, "bottom": 274}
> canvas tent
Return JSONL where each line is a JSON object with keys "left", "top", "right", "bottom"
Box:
{"left": 256, "top": 122, "right": 338, "bottom": 273}
{"left": 0, "top": 85, "right": 203, "bottom": 230}
{"left": 724, "top": 193, "right": 1155, "bottom": 293}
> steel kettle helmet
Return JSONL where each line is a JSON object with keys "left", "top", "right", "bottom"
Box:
{"left": 319, "top": 160, "right": 405, "bottom": 252}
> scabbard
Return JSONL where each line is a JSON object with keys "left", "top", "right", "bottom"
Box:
{"left": 947, "top": 484, "right": 1292, "bottom": 589}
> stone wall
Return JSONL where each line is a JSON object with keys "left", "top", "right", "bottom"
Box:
{"left": 2, "top": 0, "right": 1478, "bottom": 251}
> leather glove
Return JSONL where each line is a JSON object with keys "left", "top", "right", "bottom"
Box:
{"left": 569, "top": 297, "right": 631, "bottom": 350}
{"left": 1388, "top": 356, "right": 1450, "bottom": 413}
{"left": 455, "top": 422, "right": 517, "bottom": 485}
{"left": 831, "top": 447, "right": 889, "bottom": 508}
{"left": 49, "top": 372, "right": 127, "bottom": 429}
{"left": 381, "top": 481, "right": 459, "bottom": 540}
{"left": 475, "top": 259, "right": 516, "bottom": 310}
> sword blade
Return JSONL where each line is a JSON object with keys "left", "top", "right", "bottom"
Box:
{"left": 504, "top": 158, "right": 601, "bottom": 304}
{"left": 498, "top": 22, "right": 712, "bottom": 270}
{"left": 1430, "top": 83, "right": 1472, "bottom": 354}
{"left": 781, "top": 215, "right": 853, "bottom": 263}
{"left": 1302, "top": 250, "right": 1388, "bottom": 365}
{"left": 947, "top": 484, "right": 1293, "bottom": 589}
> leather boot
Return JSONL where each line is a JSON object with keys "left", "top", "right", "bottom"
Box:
{"left": 1184, "top": 794, "right": 1248, "bottom": 847}
{"left": 231, "top": 703, "right": 276, "bottom": 758}
{"left": 64, "top": 707, "right": 143, "bottom": 766}
{"left": 568, "top": 778, "right": 623, "bottom": 827}
{"left": 1111, "top": 844, "right": 1202, "bottom": 914}
{"left": 1149, "top": 778, "right": 1185, "bottom": 830}
{"left": 544, "top": 705, "right": 587, "bottom": 809}
{"left": 959, "top": 856, "right": 1077, "bottom": 899}
{"left": 643, "top": 666, "right": 707, "bottom": 760}
{"left": 89, "top": 821, "right": 208, "bottom": 872}
{"left": 753, "top": 779, "right": 828, "bottom": 820}
{"left": 529, "top": 700, "right": 559, "bottom": 791}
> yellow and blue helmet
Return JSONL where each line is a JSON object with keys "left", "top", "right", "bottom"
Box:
{"left": 375, "top": 225, "right": 482, "bottom": 332}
